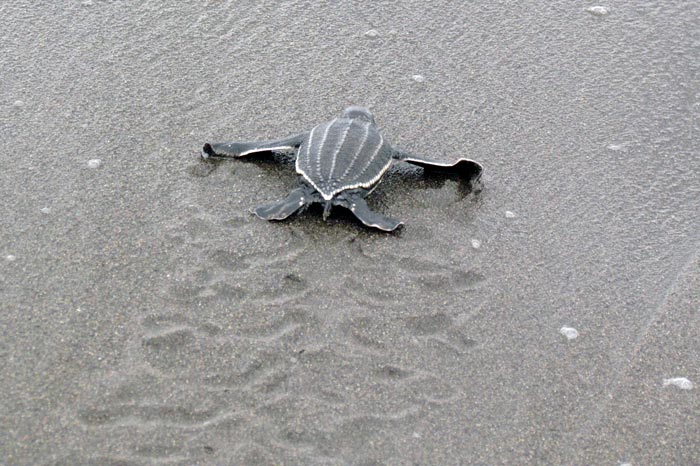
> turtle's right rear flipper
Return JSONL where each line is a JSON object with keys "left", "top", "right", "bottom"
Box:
{"left": 252, "top": 188, "right": 308, "bottom": 221}
{"left": 346, "top": 198, "right": 403, "bottom": 232}
{"left": 202, "top": 132, "right": 308, "bottom": 159}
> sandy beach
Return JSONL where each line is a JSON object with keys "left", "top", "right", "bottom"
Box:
{"left": 2, "top": 1, "right": 699, "bottom": 464}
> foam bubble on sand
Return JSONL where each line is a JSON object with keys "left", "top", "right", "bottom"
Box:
{"left": 6, "top": 255, "right": 17, "bottom": 262}
{"left": 586, "top": 6, "right": 609, "bottom": 16}
{"left": 662, "top": 377, "right": 693, "bottom": 390}
{"left": 412, "top": 74, "right": 425, "bottom": 83}
{"left": 560, "top": 326, "right": 578, "bottom": 340}
{"left": 364, "top": 29, "right": 379, "bottom": 39}
{"left": 470, "top": 238, "right": 481, "bottom": 249}
{"left": 505, "top": 210, "right": 516, "bottom": 218}
{"left": 87, "top": 159, "right": 102, "bottom": 168}
{"left": 13, "top": 100, "right": 24, "bottom": 108}
{"left": 41, "top": 207, "right": 51, "bottom": 214}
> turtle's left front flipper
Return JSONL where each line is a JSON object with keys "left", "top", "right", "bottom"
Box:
{"left": 202, "top": 132, "right": 308, "bottom": 160}
{"left": 395, "top": 150, "right": 483, "bottom": 182}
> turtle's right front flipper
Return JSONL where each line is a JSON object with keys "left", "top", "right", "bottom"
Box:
{"left": 202, "top": 132, "right": 308, "bottom": 159}
{"left": 394, "top": 149, "right": 483, "bottom": 182}
{"left": 252, "top": 187, "right": 310, "bottom": 221}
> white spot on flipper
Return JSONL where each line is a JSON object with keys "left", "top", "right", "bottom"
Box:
{"left": 87, "top": 159, "right": 102, "bottom": 168}
{"left": 412, "top": 74, "right": 425, "bottom": 83}
{"left": 663, "top": 377, "right": 693, "bottom": 390}
{"left": 505, "top": 210, "right": 516, "bottom": 218}
{"left": 470, "top": 239, "right": 481, "bottom": 249}
{"left": 560, "top": 326, "right": 579, "bottom": 340}
{"left": 586, "top": 6, "right": 609, "bottom": 16}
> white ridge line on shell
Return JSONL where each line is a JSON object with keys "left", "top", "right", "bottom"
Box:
{"left": 316, "top": 135, "right": 392, "bottom": 201}
{"left": 294, "top": 123, "right": 333, "bottom": 201}
{"left": 296, "top": 125, "right": 316, "bottom": 179}
{"left": 316, "top": 119, "right": 337, "bottom": 181}
{"left": 337, "top": 121, "right": 372, "bottom": 186}
{"left": 352, "top": 132, "right": 385, "bottom": 185}
{"left": 321, "top": 134, "right": 393, "bottom": 199}
{"left": 327, "top": 118, "right": 353, "bottom": 187}
{"left": 298, "top": 172, "right": 333, "bottom": 200}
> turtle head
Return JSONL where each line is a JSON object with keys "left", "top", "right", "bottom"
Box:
{"left": 341, "top": 106, "right": 375, "bottom": 124}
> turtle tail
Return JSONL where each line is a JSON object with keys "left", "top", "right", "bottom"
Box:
{"left": 322, "top": 201, "right": 333, "bottom": 221}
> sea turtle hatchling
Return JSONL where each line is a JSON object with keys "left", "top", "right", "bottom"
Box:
{"left": 202, "top": 106, "right": 483, "bottom": 232}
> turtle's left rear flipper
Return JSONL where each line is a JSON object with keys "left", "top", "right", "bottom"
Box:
{"left": 202, "top": 132, "right": 308, "bottom": 159}
{"left": 396, "top": 151, "right": 483, "bottom": 182}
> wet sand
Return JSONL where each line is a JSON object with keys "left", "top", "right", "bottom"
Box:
{"left": 1, "top": 1, "right": 699, "bottom": 464}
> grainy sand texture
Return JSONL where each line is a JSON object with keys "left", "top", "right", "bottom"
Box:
{"left": 2, "top": 1, "right": 699, "bottom": 465}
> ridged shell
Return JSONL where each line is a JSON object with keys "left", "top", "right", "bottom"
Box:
{"left": 295, "top": 117, "right": 393, "bottom": 200}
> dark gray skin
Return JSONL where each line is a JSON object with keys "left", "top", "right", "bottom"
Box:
{"left": 202, "top": 106, "right": 483, "bottom": 232}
